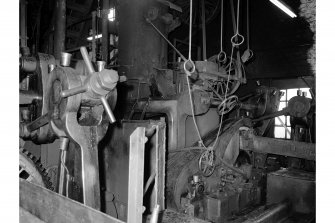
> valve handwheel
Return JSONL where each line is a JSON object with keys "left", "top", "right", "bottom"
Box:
{"left": 218, "top": 95, "right": 238, "bottom": 115}
{"left": 198, "top": 150, "right": 215, "bottom": 177}
{"left": 60, "top": 47, "right": 119, "bottom": 124}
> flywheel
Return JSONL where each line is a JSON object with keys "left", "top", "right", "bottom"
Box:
{"left": 19, "top": 147, "right": 54, "bottom": 190}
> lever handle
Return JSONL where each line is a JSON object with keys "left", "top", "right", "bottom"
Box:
{"left": 61, "top": 85, "right": 87, "bottom": 98}
{"left": 80, "top": 46, "right": 95, "bottom": 74}
{"left": 253, "top": 108, "right": 288, "bottom": 122}
{"left": 100, "top": 96, "right": 116, "bottom": 124}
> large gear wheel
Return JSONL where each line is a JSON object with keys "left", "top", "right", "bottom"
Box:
{"left": 19, "top": 147, "right": 54, "bottom": 190}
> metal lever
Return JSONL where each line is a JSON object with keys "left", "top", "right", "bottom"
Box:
{"left": 100, "top": 96, "right": 116, "bottom": 123}
{"left": 253, "top": 108, "right": 288, "bottom": 122}
{"left": 60, "top": 85, "right": 87, "bottom": 98}
{"left": 80, "top": 46, "right": 95, "bottom": 74}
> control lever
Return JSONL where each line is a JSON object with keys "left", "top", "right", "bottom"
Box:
{"left": 60, "top": 47, "right": 121, "bottom": 124}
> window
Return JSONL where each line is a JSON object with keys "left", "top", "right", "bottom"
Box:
{"left": 108, "top": 8, "right": 116, "bottom": 22}
{"left": 274, "top": 88, "right": 311, "bottom": 139}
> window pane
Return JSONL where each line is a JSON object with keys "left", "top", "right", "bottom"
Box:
{"left": 275, "top": 116, "right": 286, "bottom": 125}
{"left": 287, "top": 88, "right": 299, "bottom": 100}
{"left": 300, "top": 88, "right": 312, "bottom": 99}
{"left": 275, "top": 127, "right": 286, "bottom": 138}
{"left": 279, "top": 101, "right": 287, "bottom": 111}
{"left": 287, "top": 116, "right": 290, "bottom": 126}
{"left": 286, "top": 130, "right": 291, "bottom": 139}
{"left": 280, "top": 90, "right": 286, "bottom": 100}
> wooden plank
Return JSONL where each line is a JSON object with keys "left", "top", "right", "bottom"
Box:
{"left": 20, "top": 179, "right": 124, "bottom": 223}
{"left": 127, "top": 127, "right": 146, "bottom": 223}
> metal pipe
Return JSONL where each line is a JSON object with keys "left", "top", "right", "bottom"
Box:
{"left": 54, "top": 0, "right": 66, "bottom": 60}
{"left": 102, "top": 0, "right": 109, "bottom": 62}
{"left": 101, "top": 96, "right": 116, "bottom": 123}
{"left": 19, "top": 91, "right": 42, "bottom": 104}
{"left": 201, "top": 0, "right": 207, "bottom": 60}
{"left": 20, "top": 0, "right": 27, "bottom": 48}
{"left": 241, "top": 202, "right": 289, "bottom": 223}
{"left": 92, "top": 11, "right": 97, "bottom": 63}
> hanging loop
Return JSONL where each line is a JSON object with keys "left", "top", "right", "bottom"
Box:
{"left": 183, "top": 59, "right": 196, "bottom": 76}
{"left": 231, "top": 33, "right": 244, "bottom": 47}
{"left": 217, "top": 51, "right": 227, "bottom": 63}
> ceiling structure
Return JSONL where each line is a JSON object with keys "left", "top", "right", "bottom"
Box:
{"left": 24, "top": 0, "right": 315, "bottom": 81}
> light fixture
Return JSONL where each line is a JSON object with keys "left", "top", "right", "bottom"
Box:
{"left": 87, "top": 34, "right": 102, "bottom": 41}
{"left": 108, "top": 7, "right": 116, "bottom": 22}
{"left": 269, "top": 0, "right": 297, "bottom": 18}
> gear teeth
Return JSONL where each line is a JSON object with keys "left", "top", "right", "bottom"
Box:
{"left": 19, "top": 147, "right": 54, "bottom": 191}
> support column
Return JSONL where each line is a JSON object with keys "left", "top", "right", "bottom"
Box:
{"left": 54, "top": 0, "right": 66, "bottom": 60}
{"left": 102, "top": 0, "right": 109, "bottom": 62}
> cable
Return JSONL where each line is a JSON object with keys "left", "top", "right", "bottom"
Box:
{"left": 246, "top": 0, "right": 250, "bottom": 50}
{"left": 61, "top": 152, "right": 70, "bottom": 197}
{"left": 184, "top": 0, "right": 237, "bottom": 151}
{"left": 217, "top": 0, "right": 227, "bottom": 62}
{"left": 230, "top": 0, "right": 244, "bottom": 47}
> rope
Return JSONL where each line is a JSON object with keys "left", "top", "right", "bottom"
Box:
{"left": 218, "top": 0, "right": 227, "bottom": 62}
{"left": 184, "top": 0, "right": 211, "bottom": 149}
{"left": 246, "top": 0, "right": 250, "bottom": 50}
{"left": 61, "top": 151, "right": 70, "bottom": 197}
{"left": 230, "top": 0, "right": 244, "bottom": 47}
{"left": 183, "top": 0, "right": 241, "bottom": 175}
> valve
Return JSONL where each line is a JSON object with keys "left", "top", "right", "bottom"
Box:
{"left": 60, "top": 47, "right": 121, "bottom": 124}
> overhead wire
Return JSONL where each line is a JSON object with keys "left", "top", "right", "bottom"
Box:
{"left": 217, "top": 0, "right": 227, "bottom": 62}
{"left": 184, "top": 0, "right": 237, "bottom": 153}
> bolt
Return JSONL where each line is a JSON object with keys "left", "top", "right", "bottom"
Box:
{"left": 98, "top": 69, "right": 119, "bottom": 91}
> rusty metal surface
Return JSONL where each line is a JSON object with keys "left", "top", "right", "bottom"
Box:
{"left": 266, "top": 169, "right": 315, "bottom": 214}
{"left": 20, "top": 179, "right": 124, "bottom": 223}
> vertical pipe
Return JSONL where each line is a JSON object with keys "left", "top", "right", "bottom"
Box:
{"left": 20, "top": 0, "right": 27, "bottom": 48}
{"left": 92, "top": 11, "right": 97, "bottom": 63}
{"left": 201, "top": 0, "right": 207, "bottom": 60}
{"left": 102, "top": 0, "right": 109, "bottom": 62}
{"left": 54, "top": 0, "right": 66, "bottom": 60}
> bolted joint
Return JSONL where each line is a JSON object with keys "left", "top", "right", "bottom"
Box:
{"left": 97, "top": 69, "right": 119, "bottom": 91}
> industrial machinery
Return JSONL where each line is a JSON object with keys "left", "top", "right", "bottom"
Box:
{"left": 19, "top": 0, "right": 315, "bottom": 222}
